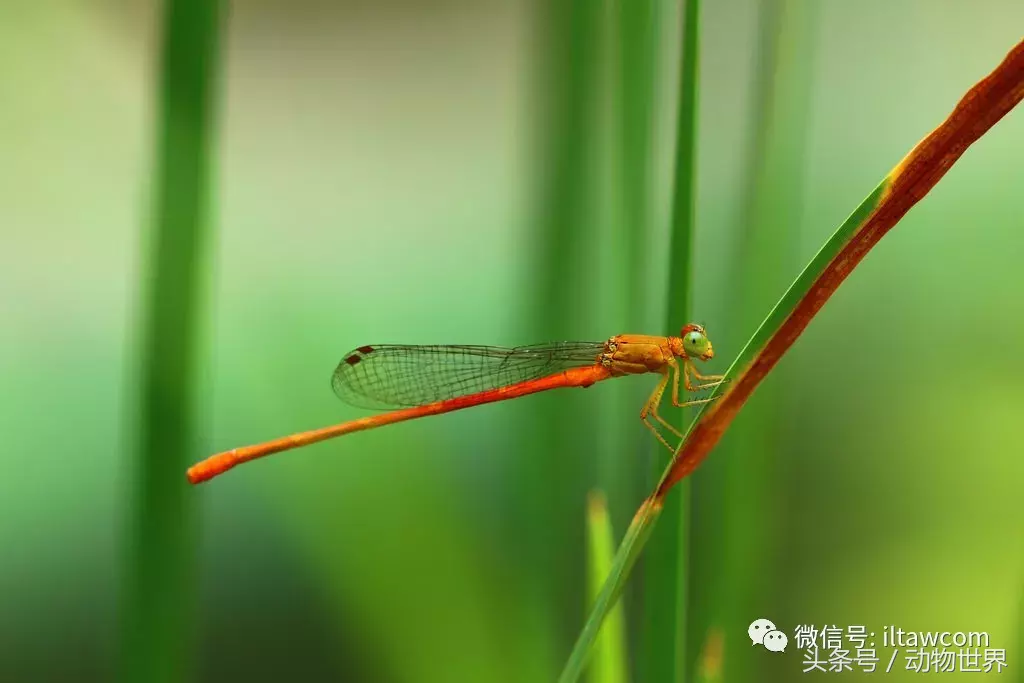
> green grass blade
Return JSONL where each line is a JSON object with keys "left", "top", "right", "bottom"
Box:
{"left": 641, "top": 1, "right": 700, "bottom": 682}
{"left": 560, "top": 37, "right": 1024, "bottom": 683}
{"left": 586, "top": 491, "right": 630, "bottom": 683}
{"left": 561, "top": 498, "right": 662, "bottom": 683}
{"left": 120, "top": 2, "right": 223, "bottom": 682}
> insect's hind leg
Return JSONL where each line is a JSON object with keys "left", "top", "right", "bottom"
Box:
{"left": 642, "top": 417, "right": 678, "bottom": 454}
{"left": 640, "top": 369, "right": 685, "bottom": 454}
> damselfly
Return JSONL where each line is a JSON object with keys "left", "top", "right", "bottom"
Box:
{"left": 187, "top": 323, "right": 726, "bottom": 484}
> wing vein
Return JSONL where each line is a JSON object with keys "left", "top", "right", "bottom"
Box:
{"left": 331, "top": 342, "right": 605, "bottom": 409}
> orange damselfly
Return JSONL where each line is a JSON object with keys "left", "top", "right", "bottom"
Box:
{"left": 187, "top": 323, "right": 726, "bottom": 484}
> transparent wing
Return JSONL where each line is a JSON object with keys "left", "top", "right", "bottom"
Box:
{"left": 331, "top": 341, "right": 607, "bottom": 410}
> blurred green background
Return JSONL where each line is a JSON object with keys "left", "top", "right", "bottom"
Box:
{"left": 2, "top": 1, "right": 1023, "bottom": 681}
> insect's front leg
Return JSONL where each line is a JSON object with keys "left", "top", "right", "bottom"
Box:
{"left": 667, "top": 358, "right": 722, "bottom": 408}
{"left": 689, "top": 364, "right": 726, "bottom": 382}
{"left": 682, "top": 360, "right": 726, "bottom": 393}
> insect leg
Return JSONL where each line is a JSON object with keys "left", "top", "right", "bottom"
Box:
{"left": 688, "top": 360, "right": 726, "bottom": 383}
{"left": 683, "top": 359, "right": 726, "bottom": 393}
{"left": 640, "top": 370, "right": 681, "bottom": 453}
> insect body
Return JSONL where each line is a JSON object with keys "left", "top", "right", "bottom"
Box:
{"left": 187, "top": 323, "right": 726, "bottom": 484}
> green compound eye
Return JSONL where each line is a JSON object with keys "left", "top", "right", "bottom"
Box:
{"left": 683, "top": 330, "right": 709, "bottom": 356}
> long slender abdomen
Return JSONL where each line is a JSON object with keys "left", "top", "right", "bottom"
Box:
{"left": 187, "top": 364, "right": 614, "bottom": 484}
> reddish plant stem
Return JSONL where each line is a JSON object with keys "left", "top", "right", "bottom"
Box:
{"left": 657, "top": 39, "right": 1024, "bottom": 498}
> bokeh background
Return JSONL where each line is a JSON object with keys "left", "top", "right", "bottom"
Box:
{"left": 2, "top": 1, "right": 1023, "bottom": 681}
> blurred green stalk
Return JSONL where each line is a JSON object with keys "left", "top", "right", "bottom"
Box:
{"left": 693, "top": 628, "right": 723, "bottom": 683}
{"left": 120, "top": 2, "right": 222, "bottom": 682}
{"left": 599, "top": 0, "right": 657, "bottom": 554}
{"left": 586, "top": 491, "right": 630, "bottom": 683}
{"left": 525, "top": 0, "right": 603, "bottom": 668}
{"left": 641, "top": 1, "right": 700, "bottom": 682}
{"left": 613, "top": 0, "right": 655, "bottom": 324}
{"left": 689, "top": 2, "right": 818, "bottom": 679}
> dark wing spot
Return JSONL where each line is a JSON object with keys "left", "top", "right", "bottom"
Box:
{"left": 344, "top": 345, "right": 376, "bottom": 366}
